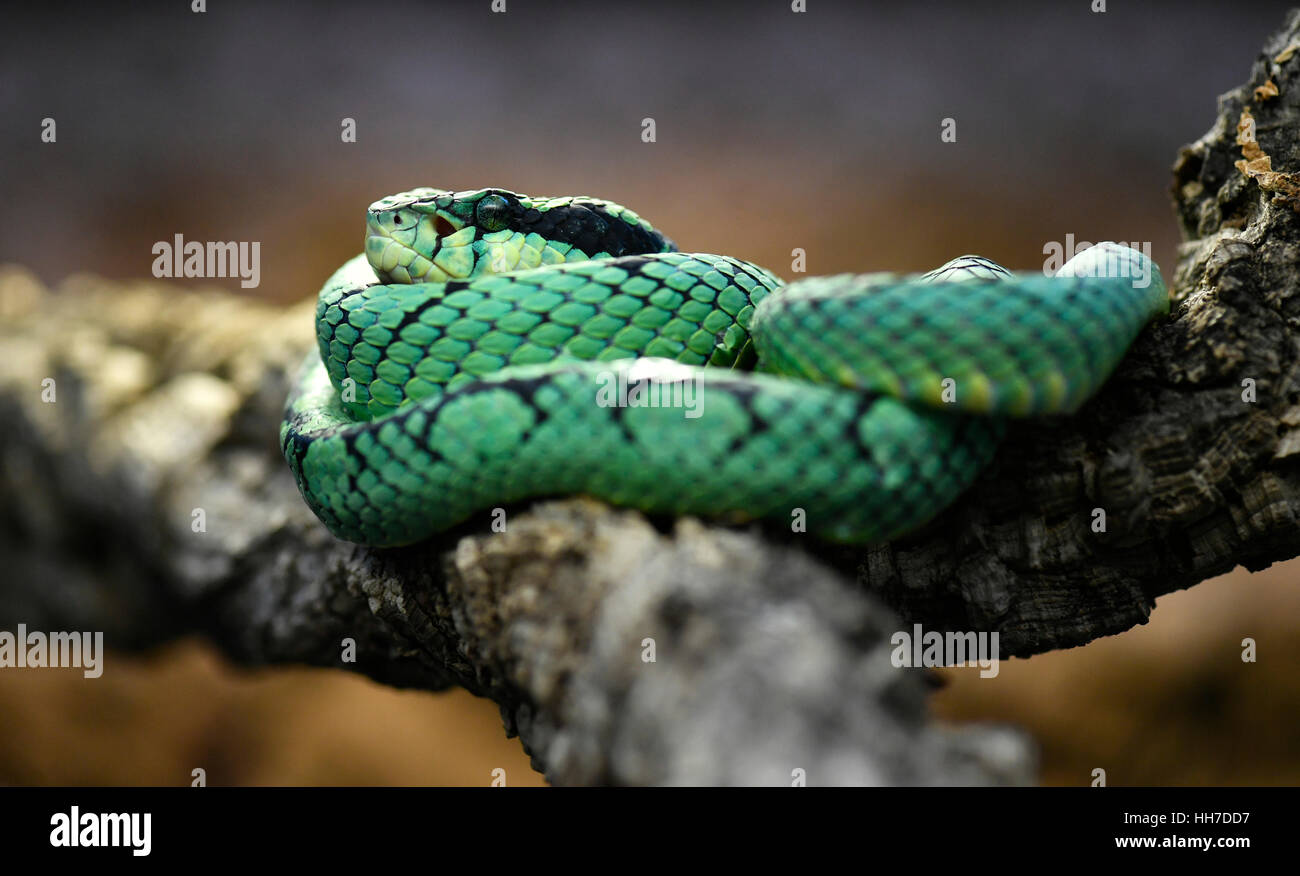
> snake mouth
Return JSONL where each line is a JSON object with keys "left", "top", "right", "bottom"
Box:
{"left": 365, "top": 211, "right": 473, "bottom": 284}
{"left": 365, "top": 217, "right": 414, "bottom": 282}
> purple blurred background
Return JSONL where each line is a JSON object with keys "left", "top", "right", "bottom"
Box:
{"left": 4, "top": 0, "right": 1290, "bottom": 295}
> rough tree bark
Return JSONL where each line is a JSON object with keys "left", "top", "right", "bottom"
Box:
{"left": 833, "top": 10, "right": 1300, "bottom": 656}
{"left": 3, "top": 12, "right": 1299, "bottom": 785}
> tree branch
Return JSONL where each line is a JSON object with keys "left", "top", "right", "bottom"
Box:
{"left": 0, "top": 274, "right": 1032, "bottom": 785}
{"left": 832, "top": 9, "right": 1300, "bottom": 657}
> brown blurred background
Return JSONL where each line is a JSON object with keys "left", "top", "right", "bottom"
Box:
{"left": 1, "top": 0, "right": 1297, "bottom": 785}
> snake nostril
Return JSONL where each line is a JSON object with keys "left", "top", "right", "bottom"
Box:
{"left": 393, "top": 213, "right": 403, "bottom": 226}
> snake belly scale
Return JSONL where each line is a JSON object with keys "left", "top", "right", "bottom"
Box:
{"left": 281, "top": 188, "right": 1168, "bottom": 547}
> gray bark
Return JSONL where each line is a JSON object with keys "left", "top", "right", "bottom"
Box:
{"left": 830, "top": 9, "right": 1300, "bottom": 657}
{"left": 0, "top": 274, "right": 1031, "bottom": 784}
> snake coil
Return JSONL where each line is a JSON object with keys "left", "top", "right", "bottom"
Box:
{"left": 282, "top": 187, "right": 1167, "bottom": 547}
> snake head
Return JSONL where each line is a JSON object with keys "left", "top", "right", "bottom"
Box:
{"left": 365, "top": 187, "right": 525, "bottom": 284}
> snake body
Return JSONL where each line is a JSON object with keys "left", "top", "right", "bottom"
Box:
{"left": 281, "top": 188, "right": 1167, "bottom": 547}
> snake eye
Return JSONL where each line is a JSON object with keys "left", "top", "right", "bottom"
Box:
{"left": 475, "top": 194, "right": 512, "bottom": 232}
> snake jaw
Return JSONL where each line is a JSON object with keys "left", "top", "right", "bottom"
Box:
{"left": 365, "top": 203, "right": 474, "bottom": 283}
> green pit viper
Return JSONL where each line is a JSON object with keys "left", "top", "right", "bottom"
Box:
{"left": 281, "top": 187, "right": 1167, "bottom": 547}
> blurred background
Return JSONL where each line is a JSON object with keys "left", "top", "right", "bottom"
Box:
{"left": 1, "top": 0, "right": 1297, "bottom": 785}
